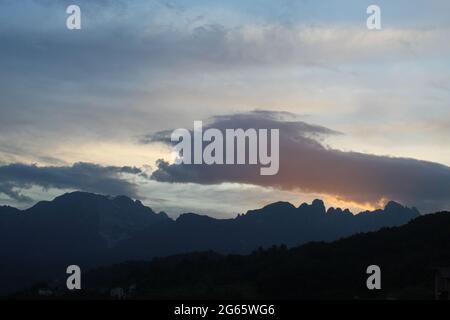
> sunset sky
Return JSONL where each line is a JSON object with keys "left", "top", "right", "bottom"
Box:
{"left": 0, "top": 0, "right": 449, "bottom": 217}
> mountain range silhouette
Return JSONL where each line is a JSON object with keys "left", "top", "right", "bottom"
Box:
{"left": 0, "top": 191, "right": 420, "bottom": 295}
{"left": 68, "top": 211, "right": 450, "bottom": 300}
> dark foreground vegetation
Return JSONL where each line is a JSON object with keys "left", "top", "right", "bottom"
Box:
{"left": 12, "top": 211, "right": 450, "bottom": 300}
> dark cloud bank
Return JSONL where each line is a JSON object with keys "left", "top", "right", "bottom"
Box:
{"left": 1, "top": 111, "right": 448, "bottom": 213}
{"left": 0, "top": 162, "right": 142, "bottom": 203}
{"left": 149, "top": 111, "right": 450, "bottom": 213}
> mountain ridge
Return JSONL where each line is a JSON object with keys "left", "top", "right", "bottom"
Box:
{"left": 0, "top": 191, "right": 420, "bottom": 296}
{"left": 1, "top": 191, "right": 419, "bottom": 220}
{"left": 59, "top": 211, "right": 450, "bottom": 300}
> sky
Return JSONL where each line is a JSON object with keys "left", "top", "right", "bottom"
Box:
{"left": 0, "top": 0, "right": 449, "bottom": 217}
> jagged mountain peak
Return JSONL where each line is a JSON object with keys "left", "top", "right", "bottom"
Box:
{"left": 326, "top": 207, "right": 352, "bottom": 216}
{"left": 55, "top": 191, "right": 107, "bottom": 202}
{"left": 32, "top": 192, "right": 153, "bottom": 214}
{"left": 384, "top": 200, "right": 404, "bottom": 211}
{"left": 262, "top": 201, "right": 296, "bottom": 211}
{"left": 311, "top": 199, "right": 326, "bottom": 213}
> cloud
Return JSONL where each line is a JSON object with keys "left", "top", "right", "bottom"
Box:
{"left": 1, "top": 1, "right": 449, "bottom": 212}
{"left": 0, "top": 162, "right": 143, "bottom": 202}
{"left": 149, "top": 110, "right": 450, "bottom": 213}
{"left": 1, "top": 0, "right": 449, "bottom": 168}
